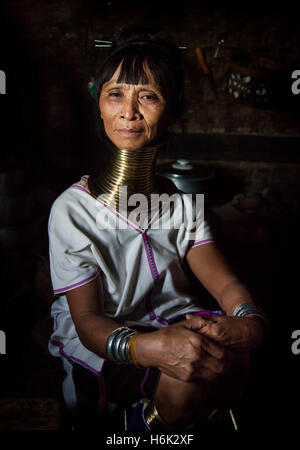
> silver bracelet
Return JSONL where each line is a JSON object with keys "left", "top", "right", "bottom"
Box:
{"left": 115, "top": 329, "right": 136, "bottom": 362}
{"left": 105, "top": 327, "right": 123, "bottom": 361}
{"left": 233, "top": 303, "right": 263, "bottom": 317}
{"left": 119, "top": 331, "right": 135, "bottom": 363}
{"left": 232, "top": 303, "right": 269, "bottom": 327}
{"left": 105, "top": 327, "right": 138, "bottom": 364}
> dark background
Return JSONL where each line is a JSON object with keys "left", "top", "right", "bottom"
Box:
{"left": 0, "top": 0, "right": 299, "bottom": 437}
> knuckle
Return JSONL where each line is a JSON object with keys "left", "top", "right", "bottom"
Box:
{"left": 211, "top": 323, "right": 222, "bottom": 337}
{"left": 191, "top": 334, "right": 202, "bottom": 347}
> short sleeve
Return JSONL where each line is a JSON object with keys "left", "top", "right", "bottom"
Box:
{"left": 182, "top": 193, "right": 215, "bottom": 249}
{"left": 48, "top": 196, "right": 100, "bottom": 296}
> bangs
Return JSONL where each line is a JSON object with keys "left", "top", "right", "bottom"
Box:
{"left": 117, "top": 53, "right": 151, "bottom": 86}
{"left": 97, "top": 44, "right": 169, "bottom": 94}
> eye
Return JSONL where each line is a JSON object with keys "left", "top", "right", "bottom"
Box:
{"left": 108, "top": 91, "right": 122, "bottom": 98}
{"left": 140, "top": 93, "right": 159, "bottom": 102}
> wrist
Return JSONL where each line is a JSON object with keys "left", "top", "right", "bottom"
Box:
{"left": 244, "top": 316, "right": 266, "bottom": 348}
{"left": 230, "top": 302, "right": 269, "bottom": 349}
{"left": 133, "top": 332, "right": 153, "bottom": 368}
{"left": 134, "top": 329, "right": 164, "bottom": 369}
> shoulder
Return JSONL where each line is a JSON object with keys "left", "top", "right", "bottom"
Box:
{"left": 49, "top": 175, "right": 98, "bottom": 227}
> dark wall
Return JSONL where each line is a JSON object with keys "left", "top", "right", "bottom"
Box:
{"left": 0, "top": 2, "right": 299, "bottom": 433}
{"left": 1, "top": 0, "right": 300, "bottom": 194}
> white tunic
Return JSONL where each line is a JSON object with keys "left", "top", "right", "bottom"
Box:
{"left": 48, "top": 175, "right": 216, "bottom": 375}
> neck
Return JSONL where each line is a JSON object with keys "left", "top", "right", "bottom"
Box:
{"left": 89, "top": 144, "right": 162, "bottom": 210}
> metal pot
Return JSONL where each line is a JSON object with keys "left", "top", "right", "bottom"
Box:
{"left": 156, "top": 159, "right": 215, "bottom": 195}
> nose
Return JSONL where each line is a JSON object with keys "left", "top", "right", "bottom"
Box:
{"left": 120, "top": 95, "right": 142, "bottom": 121}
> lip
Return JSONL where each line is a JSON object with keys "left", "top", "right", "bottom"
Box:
{"left": 116, "top": 128, "right": 143, "bottom": 137}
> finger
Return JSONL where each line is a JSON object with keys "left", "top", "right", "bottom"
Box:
{"left": 194, "top": 349, "right": 228, "bottom": 380}
{"left": 198, "top": 321, "right": 225, "bottom": 341}
{"left": 184, "top": 315, "right": 208, "bottom": 331}
{"left": 185, "top": 313, "right": 217, "bottom": 321}
{"left": 199, "top": 334, "right": 227, "bottom": 360}
{"left": 197, "top": 317, "right": 233, "bottom": 345}
{"left": 186, "top": 328, "right": 226, "bottom": 360}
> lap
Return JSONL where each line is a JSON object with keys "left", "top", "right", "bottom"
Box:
{"left": 72, "top": 313, "right": 250, "bottom": 415}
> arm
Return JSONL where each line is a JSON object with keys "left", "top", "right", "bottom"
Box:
{"left": 185, "top": 243, "right": 266, "bottom": 349}
{"left": 185, "top": 242, "right": 254, "bottom": 315}
{"left": 66, "top": 275, "right": 229, "bottom": 383}
{"left": 65, "top": 275, "right": 120, "bottom": 358}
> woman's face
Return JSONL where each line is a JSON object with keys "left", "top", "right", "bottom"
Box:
{"left": 99, "top": 64, "right": 169, "bottom": 150}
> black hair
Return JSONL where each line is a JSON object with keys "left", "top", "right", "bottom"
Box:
{"left": 95, "top": 27, "right": 185, "bottom": 123}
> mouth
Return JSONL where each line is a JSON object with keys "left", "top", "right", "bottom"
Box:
{"left": 116, "top": 128, "right": 143, "bottom": 137}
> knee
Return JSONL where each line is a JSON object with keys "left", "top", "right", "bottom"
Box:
{"left": 154, "top": 373, "right": 210, "bottom": 425}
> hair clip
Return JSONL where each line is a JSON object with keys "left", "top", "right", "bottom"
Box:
{"left": 94, "top": 39, "right": 187, "bottom": 49}
{"left": 94, "top": 39, "right": 112, "bottom": 48}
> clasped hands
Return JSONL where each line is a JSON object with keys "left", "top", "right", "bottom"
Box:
{"left": 135, "top": 314, "right": 265, "bottom": 383}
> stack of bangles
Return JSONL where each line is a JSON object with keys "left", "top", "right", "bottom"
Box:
{"left": 105, "top": 327, "right": 143, "bottom": 368}
{"left": 232, "top": 303, "right": 269, "bottom": 328}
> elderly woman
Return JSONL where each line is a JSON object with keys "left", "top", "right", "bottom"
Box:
{"left": 48, "top": 27, "right": 267, "bottom": 431}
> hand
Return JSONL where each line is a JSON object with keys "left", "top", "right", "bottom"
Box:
{"left": 134, "top": 318, "right": 231, "bottom": 382}
{"left": 185, "top": 314, "right": 265, "bottom": 350}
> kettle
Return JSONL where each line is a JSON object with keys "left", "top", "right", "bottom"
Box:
{"left": 156, "top": 159, "right": 215, "bottom": 196}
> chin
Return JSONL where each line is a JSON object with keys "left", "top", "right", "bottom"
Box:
{"left": 113, "top": 139, "right": 150, "bottom": 150}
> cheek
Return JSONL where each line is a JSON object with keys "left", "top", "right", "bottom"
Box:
{"left": 144, "top": 106, "right": 166, "bottom": 128}
{"left": 99, "top": 98, "right": 118, "bottom": 123}
{"left": 146, "top": 110, "right": 168, "bottom": 135}
{"left": 99, "top": 107, "right": 114, "bottom": 138}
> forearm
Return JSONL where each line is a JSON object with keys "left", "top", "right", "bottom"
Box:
{"left": 75, "top": 313, "right": 121, "bottom": 359}
{"left": 76, "top": 313, "right": 164, "bottom": 370}
{"left": 217, "top": 279, "right": 255, "bottom": 315}
{"left": 186, "top": 243, "right": 257, "bottom": 314}
{"left": 212, "top": 281, "right": 268, "bottom": 348}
